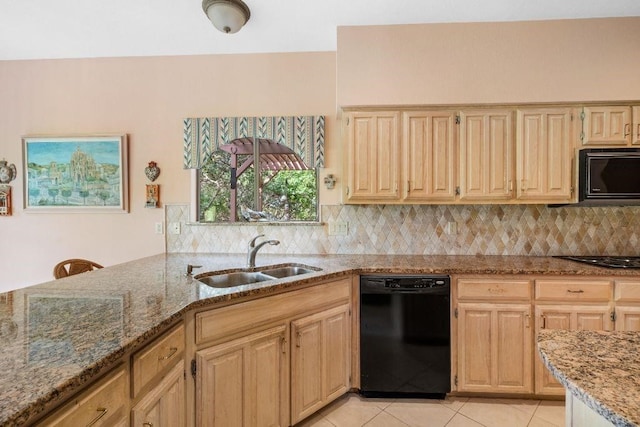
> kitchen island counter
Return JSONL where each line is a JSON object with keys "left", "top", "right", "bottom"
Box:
{"left": 538, "top": 329, "right": 640, "bottom": 427}
{"left": 2, "top": 253, "right": 640, "bottom": 425}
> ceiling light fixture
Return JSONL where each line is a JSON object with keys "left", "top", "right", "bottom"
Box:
{"left": 202, "top": 0, "right": 251, "bottom": 34}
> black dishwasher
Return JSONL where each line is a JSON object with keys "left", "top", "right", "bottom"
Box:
{"left": 360, "top": 275, "right": 451, "bottom": 398}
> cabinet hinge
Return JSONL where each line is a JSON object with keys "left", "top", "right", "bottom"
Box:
{"left": 455, "top": 187, "right": 460, "bottom": 196}
{"left": 580, "top": 110, "right": 586, "bottom": 121}
{"left": 346, "top": 186, "right": 350, "bottom": 196}
{"left": 346, "top": 117, "right": 350, "bottom": 126}
{"left": 455, "top": 115, "right": 460, "bottom": 125}
{"left": 191, "top": 359, "right": 197, "bottom": 378}
{"left": 611, "top": 311, "right": 617, "bottom": 322}
{"left": 580, "top": 131, "right": 585, "bottom": 141}
{"left": 454, "top": 307, "right": 458, "bottom": 318}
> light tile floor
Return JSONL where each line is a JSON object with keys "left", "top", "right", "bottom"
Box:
{"left": 296, "top": 394, "right": 565, "bottom": 427}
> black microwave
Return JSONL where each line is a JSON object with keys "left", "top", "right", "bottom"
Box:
{"left": 579, "top": 148, "right": 640, "bottom": 203}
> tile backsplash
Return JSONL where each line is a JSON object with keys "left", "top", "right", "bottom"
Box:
{"left": 166, "top": 204, "right": 640, "bottom": 256}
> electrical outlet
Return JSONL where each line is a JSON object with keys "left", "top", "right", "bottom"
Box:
{"left": 169, "top": 222, "right": 181, "bottom": 235}
{"left": 445, "top": 221, "right": 457, "bottom": 235}
{"left": 328, "top": 221, "right": 349, "bottom": 236}
{"left": 155, "top": 222, "right": 164, "bottom": 234}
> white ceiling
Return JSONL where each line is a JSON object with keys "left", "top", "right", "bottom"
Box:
{"left": 2, "top": 0, "right": 639, "bottom": 61}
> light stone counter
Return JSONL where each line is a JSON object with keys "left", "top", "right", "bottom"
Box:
{"left": 1, "top": 253, "right": 639, "bottom": 425}
{"left": 538, "top": 329, "right": 640, "bottom": 427}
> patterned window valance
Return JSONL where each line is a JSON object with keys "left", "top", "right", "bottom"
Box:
{"left": 183, "top": 115, "right": 325, "bottom": 169}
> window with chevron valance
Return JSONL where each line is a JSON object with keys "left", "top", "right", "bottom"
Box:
{"left": 183, "top": 115, "right": 325, "bottom": 169}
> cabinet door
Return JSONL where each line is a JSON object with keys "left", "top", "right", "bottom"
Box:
{"left": 131, "top": 361, "right": 185, "bottom": 427}
{"left": 457, "top": 303, "right": 532, "bottom": 394}
{"left": 534, "top": 304, "right": 612, "bottom": 395}
{"left": 345, "top": 111, "right": 401, "bottom": 202}
{"left": 516, "top": 108, "right": 574, "bottom": 202}
{"left": 459, "top": 110, "right": 514, "bottom": 201}
{"left": 615, "top": 306, "right": 640, "bottom": 331}
{"left": 403, "top": 111, "right": 457, "bottom": 201}
{"left": 196, "top": 325, "right": 288, "bottom": 427}
{"left": 582, "top": 106, "right": 632, "bottom": 146}
{"left": 291, "top": 304, "right": 350, "bottom": 425}
{"left": 633, "top": 106, "right": 640, "bottom": 146}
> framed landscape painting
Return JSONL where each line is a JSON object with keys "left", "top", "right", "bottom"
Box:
{"left": 22, "top": 135, "right": 128, "bottom": 213}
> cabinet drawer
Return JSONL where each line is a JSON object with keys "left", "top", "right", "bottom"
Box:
{"left": 457, "top": 278, "right": 532, "bottom": 301}
{"left": 196, "top": 278, "right": 351, "bottom": 345}
{"left": 614, "top": 280, "right": 640, "bottom": 302}
{"left": 535, "top": 280, "right": 612, "bottom": 302}
{"left": 132, "top": 323, "right": 185, "bottom": 397}
{"left": 38, "top": 365, "right": 128, "bottom": 426}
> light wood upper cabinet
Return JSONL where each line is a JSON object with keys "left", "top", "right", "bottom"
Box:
{"left": 291, "top": 304, "right": 350, "bottom": 425}
{"left": 345, "top": 111, "right": 401, "bottom": 202}
{"left": 633, "top": 106, "right": 640, "bottom": 146}
{"left": 403, "top": 111, "right": 457, "bottom": 202}
{"left": 516, "top": 108, "right": 574, "bottom": 203}
{"left": 581, "top": 106, "right": 632, "bottom": 146}
{"left": 131, "top": 361, "right": 185, "bottom": 427}
{"left": 459, "top": 110, "right": 514, "bottom": 201}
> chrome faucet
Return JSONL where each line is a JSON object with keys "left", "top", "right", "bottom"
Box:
{"left": 247, "top": 234, "right": 280, "bottom": 268}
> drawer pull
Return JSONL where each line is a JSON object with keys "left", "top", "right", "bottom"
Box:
{"left": 86, "top": 407, "right": 108, "bottom": 427}
{"left": 567, "top": 289, "right": 584, "bottom": 294}
{"left": 158, "top": 347, "right": 178, "bottom": 361}
{"left": 488, "top": 287, "right": 505, "bottom": 293}
{"left": 143, "top": 423, "right": 154, "bottom": 427}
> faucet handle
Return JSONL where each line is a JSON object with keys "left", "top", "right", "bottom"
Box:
{"left": 248, "top": 234, "right": 265, "bottom": 248}
{"left": 186, "top": 264, "right": 202, "bottom": 276}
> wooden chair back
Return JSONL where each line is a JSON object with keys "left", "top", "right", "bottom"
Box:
{"left": 53, "top": 259, "right": 103, "bottom": 279}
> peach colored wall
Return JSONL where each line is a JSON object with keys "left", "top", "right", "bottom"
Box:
{"left": 337, "top": 17, "right": 640, "bottom": 105}
{"left": 0, "top": 52, "right": 337, "bottom": 291}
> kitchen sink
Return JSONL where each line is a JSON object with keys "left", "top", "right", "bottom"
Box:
{"left": 195, "top": 264, "right": 321, "bottom": 288}
{"left": 259, "top": 266, "right": 317, "bottom": 278}
{"left": 196, "top": 271, "right": 274, "bottom": 288}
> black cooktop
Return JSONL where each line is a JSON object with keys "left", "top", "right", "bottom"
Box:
{"left": 555, "top": 256, "right": 640, "bottom": 269}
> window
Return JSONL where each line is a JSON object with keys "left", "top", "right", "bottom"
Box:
{"left": 198, "top": 138, "right": 318, "bottom": 223}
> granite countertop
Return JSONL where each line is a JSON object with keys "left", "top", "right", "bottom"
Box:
{"left": 538, "top": 329, "right": 640, "bottom": 427}
{"left": 1, "top": 253, "right": 639, "bottom": 425}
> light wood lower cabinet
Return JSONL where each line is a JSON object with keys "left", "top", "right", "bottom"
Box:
{"left": 37, "top": 365, "right": 129, "bottom": 426}
{"left": 291, "top": 304, "right": 351, "bottom": 424}
{"left": 131, "top": 361, "right": 185, "bottom": 427}
{"left": 614, "top": 279, "right": 640, "bottom": 331}
{"left": 454, "top": 278, "right": 533, "bottom": 394}
{"left": 195, "top": 324, "right": 289, "bottom": 427}
{"left": 192, "top": 277, "right": 352, "bottom": 427}
{"left": 534, "top": 279, "right": 613, "bottom": 396}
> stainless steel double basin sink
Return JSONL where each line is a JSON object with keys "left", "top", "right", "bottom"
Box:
{"left": 195, "top": 264, "right": 321, "bottom": 288}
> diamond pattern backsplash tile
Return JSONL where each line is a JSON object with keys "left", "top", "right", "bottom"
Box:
{"left": 166, "top": 204, "right": 640, "bottom": 256}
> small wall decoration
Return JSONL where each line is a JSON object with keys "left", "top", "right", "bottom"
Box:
{"left": 144, "top": 161, "right": 160, "bottom": 208}
{"left": 0, "top": 160, "right": 17, "bottom": 184}
{"left": 145, "top": 184, "right": 159, "bottom": 208}
{"left": 22, "top": 135, "right": 128, "bottom": 213}
{"left": 0, "top": 185, "right": 11, "bottom": 216}
{"left": 144, "top": 161, "right": 160, "bottom": 182}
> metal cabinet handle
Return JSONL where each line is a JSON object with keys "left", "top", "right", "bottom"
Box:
{"left": 281, "top": 337, "right": 287, "bottom": 354}
{"left": 296, "top": 332, "right": 301, "bottom": 348}
{"left": 637, "top": 123, "right": 640, "bottom": 139}
{"left": 567, "top": 289, "right": 584, "bottom": 294}
{"left": 541, "top": 315, "right": 546, "bottom": 329}
{"left": 143, "top": 423, "right": 154, "bottom": 427}
{"left": 624, "top": 123, "right": 631, "bottom": 137}
{"left": 158, "top": 347, "right": 178, "bottom": 361}
{"left": 487, "top": 287, "right": 505, "bottom": 293}
{"left": 86, "top": 408, "right": 108, "bottom": 427}
{"left": 525, "top": 314, "right": 531, "bottom": 329}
